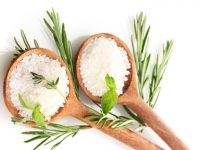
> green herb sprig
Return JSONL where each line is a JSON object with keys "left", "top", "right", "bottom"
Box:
{"left": 12, "top": 9, "right": 174, "bottom": 149}
{"left": 147, "top": 40, "right": 173, "bottom": 107}
{"left": 43, "top": 9, "right": 79, "bottom": 97}
{"left": 12, "top": 119, "right": 89, "bottom": 150}
{"left": 31, "top": 72, "right": 65, "bottom": 98}
{"left": 101, "top": 74, "right": 118, "bottom": 115}
{"left": 23, "top": 123, "right": 90, "bottom": 150}
{"left": 123, "top": 12, "right": 173, "bottom": 130}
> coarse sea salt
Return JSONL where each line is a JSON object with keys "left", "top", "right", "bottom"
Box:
{"left": 80, "top": 37, "right": 130, "bottom": 96}
{"left": 9, "top": 53, "right": 69, "bottom": 121}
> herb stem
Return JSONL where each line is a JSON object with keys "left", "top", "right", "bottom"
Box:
{"left": 123, "top": 106, "right": 145, "bottom": 125}
{"left": 44, "top": 78, "right": 65, "bottom": 98}
{"left": 55, "top": 87, "right": 65, "bottom": 98}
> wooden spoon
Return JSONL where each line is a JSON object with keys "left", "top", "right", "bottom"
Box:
{"left": 3, "top": 48, "right": 162, "bottom": 150}
{"left": 75, "top": 33, "right": 189, "bottom": 150}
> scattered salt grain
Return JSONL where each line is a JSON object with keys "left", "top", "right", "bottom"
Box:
{"left": 80, "top": 37, "right": 130, "bottom": 96}
{"left": 9, "top": 53, "right": 69, "bottom": 121}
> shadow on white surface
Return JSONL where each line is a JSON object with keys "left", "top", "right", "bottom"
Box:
{"left": 0, "top": 51, "right": 15, "bottom": 122}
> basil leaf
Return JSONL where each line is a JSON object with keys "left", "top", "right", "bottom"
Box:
{"left": 101, "top": 90, "right": 118, "bottom": 115}
{"left": 32, "top": 105, "right": 46, "bottom": 128}
{"left": 105, "top": 74, "right": 116, "bottom": 90}
{"left": 101, "top": 74, "right": 118, "bottom": 115}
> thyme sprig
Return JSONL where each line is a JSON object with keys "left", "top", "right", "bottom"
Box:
{"left": 124, "top": 12, "right": 173, "bottom": 129}
{"left": 31, "top": 72, "right": 65, "bottom": 98}
{"left": 43, "top": 9, "right": 79, "bottom": 97}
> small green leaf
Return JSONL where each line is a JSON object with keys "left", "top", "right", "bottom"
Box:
{"left": 18, "top": 94, "right": 34, "bottom": 110}
{"left": 105, "top": 74, "right": 116, "bottom": 90}
{"left": 101, "top": 74, "right": 118, "bottom": 115}
{"left": 101, "top": 90, "right": 118, "bottom": 115}
{"left": 32, "top": 105, "right": 46, "bottom": 128}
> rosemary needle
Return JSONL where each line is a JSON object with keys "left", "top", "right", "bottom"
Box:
{"left": 14, "top": 30, "right": 39, "bottom": 57}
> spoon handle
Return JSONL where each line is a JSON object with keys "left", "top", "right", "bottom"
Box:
{"left": 70, "top": 99, "right": 163, "bottom": 150}
{"left": 124, "top": 97, "right": 189, "bottom": 150}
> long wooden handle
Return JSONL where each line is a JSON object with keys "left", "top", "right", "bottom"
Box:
{"left": 70, "top": 99, "right": 163, "bottom": 150}
{"left": 124, "top": 97, "right": 189, "bottom": 150}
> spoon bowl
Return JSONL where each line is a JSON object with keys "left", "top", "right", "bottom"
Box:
{"left": 76, "top": 33, "right": 138, "bottom": 104}
{"left": 4, "top": 48, "right": 162, "bottom": 150}
{"left": 3, "top": 48, "right": 70, "bottom": 124}
{"left": 75, "top": 33, "right": 189, "bottom": 150}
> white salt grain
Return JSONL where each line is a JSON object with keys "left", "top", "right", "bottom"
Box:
{"left": 9, "top": 53, "right": 69, "bottom": 121}
{"left": 80, "top": 37, "right": 130, "bottom": 96}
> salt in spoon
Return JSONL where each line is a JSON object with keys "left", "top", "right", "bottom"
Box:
{"left": 75, "top": 33, "right": 189, "bottom": 150}
{"left": 4, "top": 48, "right": 162, "bottom": 150}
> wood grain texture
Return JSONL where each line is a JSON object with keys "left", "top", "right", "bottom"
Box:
{"left": 122, "top": 96, "right": 189, "bottom": 150}
{"left": 75, "top": 33, "right": 189, "bottom": 150}
{"left": 4, "top": 48, "right": 163, "bottom": 150}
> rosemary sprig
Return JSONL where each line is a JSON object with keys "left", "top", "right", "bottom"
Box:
{"left": 22, "top": 122, "right": 89, "bottom": 150}
{"left": 123, "top": 12, "right": 151, "bottom": 125}
{"left": 147, "top": 40, "right": 173, "bottom": 107}
{"left": 43, "top": 9, "right": 79, "bottom": 97}
{"left": 12, "top": 117, "right": 90, "bottom": 150}
{"left": 14, "top": 30, "right": 39, "bottom": 57}
{"left": 131, "top": 12, "right": 173, "bottom": 106}
{"left": 84, "top": 109, "right": 136, "bottom": 129}
{"left": 31, "top": 72, "right": 65, "bottom": 98}
{"left": 124, "top": 12, "right": 173, "bottom": 129}
{"left": 131, "top": 12, "right": 151, "bottom": 99}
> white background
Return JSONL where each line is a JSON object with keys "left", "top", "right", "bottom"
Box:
{"left": 0, "top": 0, "right": 199, "bottom": 149}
